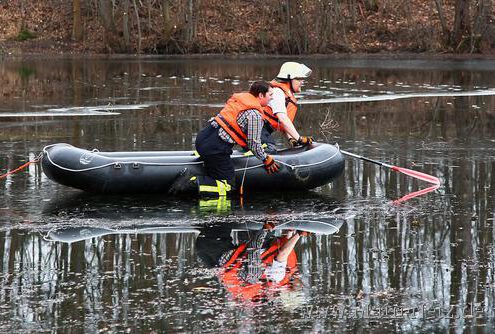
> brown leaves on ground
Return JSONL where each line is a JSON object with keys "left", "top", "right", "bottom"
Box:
{"left": 0, "top": 0, "right": 489, "bottom": 55}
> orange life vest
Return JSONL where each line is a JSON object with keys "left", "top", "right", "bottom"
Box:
{"left": 219, "top": 236, "right": 298, "bottom": 303}
{"left": 214, "top": 92, "right": 263, "bottom": 148}
{"left": 262, "top": 80, "right": 298, "bottom": 132}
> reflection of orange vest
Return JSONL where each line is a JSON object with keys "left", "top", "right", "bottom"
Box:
{"left": 220, "top": 236, "right": 298, "bottom": 303}
{"left": 262, "top": 80, "right": 298, "bottom": 131}
{"left": 214, "top": 93, "right": 263, "bottom": 148}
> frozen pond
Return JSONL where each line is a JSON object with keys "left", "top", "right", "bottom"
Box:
{"left": 0, "top": 56, "right": 494, "bottom": 332}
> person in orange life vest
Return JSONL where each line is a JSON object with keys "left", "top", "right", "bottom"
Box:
{"left": 170, "top": 81, "right": 279, "bottom": 197}
{"left": 261, "top": 62, "right": 314, "bottom": 153}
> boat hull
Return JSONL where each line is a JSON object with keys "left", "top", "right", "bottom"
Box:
{"left": 41, "top": 143, "right": 344, "bottom": 194}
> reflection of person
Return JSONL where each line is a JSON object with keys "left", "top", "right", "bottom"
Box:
{"left": 261, "top": 62, "right": 314, "bottom": 153}
{"left": 196, "top": 222, "right": 305, "bottom": 304}
{"left": 169, "top": 81, "right": 279, "bottom": 197}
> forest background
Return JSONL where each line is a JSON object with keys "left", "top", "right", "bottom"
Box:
{"left": 0, "top": 0, "right": 494, "bottom": 55}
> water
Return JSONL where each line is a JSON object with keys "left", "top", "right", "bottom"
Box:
{"left": 0, "top": 56, "right": 494, "bottom": 332}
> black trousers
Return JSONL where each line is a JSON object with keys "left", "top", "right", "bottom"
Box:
{"left": 195, "top": 124, "right": 235, "bottom": 185}
{"left": 196, "top": 225, "right": 235, "bottom": 268}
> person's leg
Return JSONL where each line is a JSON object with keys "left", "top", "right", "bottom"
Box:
{"left": 169, "top": 124, "right": 232, "bottom": 196}
{"left": 200, "top": 153, "right": 234, "bottom": 182}
{"left": 195, "top": 124, "right": 235, "bottom": 197}
{"left": 196, "top": 225, "right": 236, "bottom": 267}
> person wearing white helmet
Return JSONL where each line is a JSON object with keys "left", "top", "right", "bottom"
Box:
{"left": 261, "top": 62, "right": 314, "bottom": 152}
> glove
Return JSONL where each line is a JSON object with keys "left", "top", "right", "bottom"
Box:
{"left": 297, "top": 136, "right": 314, "bottom": 146}
{"left": 288, "top": 137, "right": 298, "bottom": 148}
{"left": 263, "top": 155, "right": 280, "bottom": 174}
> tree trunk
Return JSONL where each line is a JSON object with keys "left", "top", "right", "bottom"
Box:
{"left": 285, "top": 0, "right": 292, "bottom": 53}
{"left": 452, "top": 0, "right": 471, "bottom": 52}
{"left": 99, "top": 0, "right": 115, "bottom": 32}
{"left": 433, "top": 0, "right": 450, "bottom": 44}
{"left": 185, "top": 0, "right": 196, "bottom": 44}
{"left": 132, "top": 0, "right": 142, "bottom": 53}
{"left": 20, "top": 0, "right": 26, "bottom": 30}
{"left": 73, "top": 0, "right": 83, "bottom": 41}
{"left": 474, "top": 0, "right": 494, "bottom": 50}
{"left": 99, "top": 0, "right": 118, "bottom": 51}
{"left": 147, "top": 0, "right": 152, "bottom": 31}
{"left": 162, "top": 0, "right": 173, "bottom": 39}
{"left": 123, "top": 0, "right": 130, "bottom": 51}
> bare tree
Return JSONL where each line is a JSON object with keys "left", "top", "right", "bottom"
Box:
{"left": 99, "top": 0, "right": 119, "bottom": 51}
{"left": 433, "top": 0, "right": 450, "bottom": 44}
{"left": 452, "top": 0, "right": 471, "bottom": 52}
{"left": 473, "top": 0, "right": 494, "bottom": 51}
{"left": 147, "top": 0, "right": 153, "bottom": 31}
{"left": 132, "top": 0, "right": 142, "bottom": 53}
{"left": 185, "top": 0, "right": 197, "bottom": 44}
{"left": 123, "top": 0, "right": 131, "bottom": 51}
{"left": 73, "top": 0, "right": 83, "bottom": 41}
{"left": 99, "top": 0, "right": 115, "bottom": 33}
{"left": 162, "top": 0, "right": 174, "bottom": 41}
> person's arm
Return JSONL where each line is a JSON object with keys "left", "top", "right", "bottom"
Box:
{"left": 275, "top": 233, "right": 300, "bottom": 262}
{"left": 244, "top": 110, "right": 268, "bottom": 161}
{"left": 269, "top": 88, "right": 301, "bottom": 140}
{"left": 276, "top": 112, "right": 300, "bottom": 140}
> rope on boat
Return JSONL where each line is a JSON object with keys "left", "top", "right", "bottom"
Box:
{"left": 0, "top": 152, "right": 43, "bottom": 180}
{"left": 235, "top": 143, "right": 341, "bottom": 172}
{"left": 42, "top": 143, "right": 204, "bottom": 173}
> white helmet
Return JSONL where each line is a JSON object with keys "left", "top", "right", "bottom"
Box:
{"left": 276, "top": 62, "right": 312, "bottom": 80}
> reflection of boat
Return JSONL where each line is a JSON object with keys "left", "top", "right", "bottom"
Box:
{"left": 44, "top": 216, "right": 345, "bottom": 243}
{"left": 45, "top": 225, "right": 201, "bottom": 243}
{"left": 42, "top": 189, "right": 343, "bottom": 219}
{"left": 231, "top": 217, "right": 344, "bottom": 235}
{"left": 41, "top": 143, "right": 344, "bottom": 194}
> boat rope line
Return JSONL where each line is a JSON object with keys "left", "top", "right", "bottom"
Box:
{"left": 42, "top": 146, "right": 204, "bottom": 173}
{"left": 42, "top": 143, "right": 341, "bottom": 173}
{"left": 239, "top": 154, "right": 250, "bottom": 197}
{"left": 235, "top": 143, "right": 341, "bottom": 172}
{"left": 0, "top": 152, "right": 43, "bottom": 180}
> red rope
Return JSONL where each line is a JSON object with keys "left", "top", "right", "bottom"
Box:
{"left": 0, "top": 158, "right": 41, "bottom": 180}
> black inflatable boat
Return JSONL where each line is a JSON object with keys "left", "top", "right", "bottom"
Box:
{"left": 41, "top": 143, "right": 344, "bottom": 194}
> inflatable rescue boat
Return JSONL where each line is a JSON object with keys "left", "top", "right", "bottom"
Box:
{"left": 41, "top": 143, "right": 344, "bottom": 194}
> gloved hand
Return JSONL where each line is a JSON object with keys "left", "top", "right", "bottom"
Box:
{"left": 297, "top": 136, "right": 314, "bottom": 146}
{"left": 288, "top": 137, "right": 298, "bottom": 148}
{"left": 263, "top": 155, "right": 280, "bottom": 174}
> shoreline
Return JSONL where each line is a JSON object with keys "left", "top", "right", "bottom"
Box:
{"left": 2, "top": 49, "right": 495, "bottom": 61}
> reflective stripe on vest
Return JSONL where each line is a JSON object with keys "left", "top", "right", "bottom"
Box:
{"left": 214, "top": 92, "right": 264, "bottom": 148}
{"left": 262, "top": 80, "right": 298, "bottom": 132}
